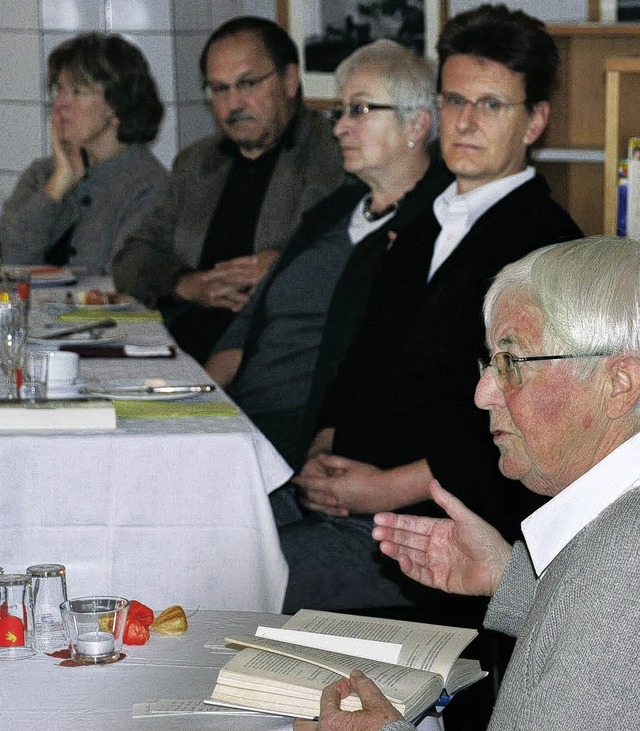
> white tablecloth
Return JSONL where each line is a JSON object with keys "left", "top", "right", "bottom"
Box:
{"left": 1, "top": 611, "right": 293, "bottom": 730}
{"left": 0, "top": 279, "right": 293, "bottom": 612}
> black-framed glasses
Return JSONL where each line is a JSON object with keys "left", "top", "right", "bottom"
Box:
{"left": 203, "top": 68, "right": 277, "bottom": 100}
{"left": 478, "top": 351, "right": 610, "bottom": 392}
{"left": 435, "top": 92, "right": 526, "bottom": 120}
{"left": 329, "top": 101, "right": 417, "bottom": 123}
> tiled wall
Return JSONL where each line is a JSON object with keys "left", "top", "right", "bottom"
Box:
{"left": 0, "top": 0, "right": 274, "bottom": 204}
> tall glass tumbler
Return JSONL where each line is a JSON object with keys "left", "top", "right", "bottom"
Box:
{"left": 0, "top": 301, "right": 28, "bottom": 399}
{"left": 26, "top": 564, "right": 68, "bottom": 652}
{"left": 0, "top": 574, "right": 36, "bottom": 660}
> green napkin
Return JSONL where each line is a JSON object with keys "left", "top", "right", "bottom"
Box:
{"left": 114, "top": 400, "right": 240, "bottom": 419}
{"left": 58, "top": 309, "right": 163, "bottom": 322}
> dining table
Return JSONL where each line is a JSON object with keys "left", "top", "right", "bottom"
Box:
{"left": 0, "top": 271, "right": 293, "bottom": 613}
{"left": 1, "top": 609, "right": 443, "bottom": 731}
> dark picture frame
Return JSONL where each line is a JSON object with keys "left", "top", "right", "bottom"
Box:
{"left": 276, "top": 0, "right": 446, "bottom": 100}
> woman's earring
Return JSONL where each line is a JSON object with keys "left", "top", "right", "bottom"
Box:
{"left": 407, "top": 140, "right": 415, "bottom": 149}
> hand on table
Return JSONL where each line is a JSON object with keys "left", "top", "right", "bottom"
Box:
{"left": 294, "top": 670, "right": 403, "bottom": 731}
{"left": 174, "top": 249, "right": 279, "bottom": 311}
{"left": 45, "top": 113, "right": 86, "bottom": 201}
{"left": 373, "top": 479, "right": 512, "bottom": 597}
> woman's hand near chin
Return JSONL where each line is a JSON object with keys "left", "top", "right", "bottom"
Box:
{"left": 45, "top": 113, "right": 85, "bottom": 201}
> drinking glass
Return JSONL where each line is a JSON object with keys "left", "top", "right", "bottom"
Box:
{"left": 20, "top": 350, "right": 49, "bottom": 401}
{"left": 26, "top": 564, "right": 68, "bottom": 652}
{"left": 0, "top": 301, "right": 28, "bottom": 399}
{"left": 61, "top": 596, "right": 129, "bottom": 664}
{"left": 0, "top": 574, "right": 36, "bottom": 660}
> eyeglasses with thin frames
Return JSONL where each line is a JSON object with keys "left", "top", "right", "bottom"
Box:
{"left": 49, "top": 82, "right": 102, "bottom": 102}
{"left": 203, "top": 68, "right": 277, "bottom": 100}
{"left": 435, "top": 92, "right": 526, "bottom": 120}
{"left": 328, "top": 101, "right": 418, "bottom": 123}
{"left": 478, "top": 351, "right": 610, "bottom": 392}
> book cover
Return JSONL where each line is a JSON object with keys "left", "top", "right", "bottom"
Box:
{"left": 0, "top": 398, "right": 116, "bottom": 430}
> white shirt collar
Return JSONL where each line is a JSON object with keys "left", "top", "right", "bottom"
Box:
{"left": 522, "top": 431, "right": 640, "bottom": 576}
{"left": 429, "top": 167, "right": 535, "bottom": 281}
{"left": 433, "top": 166, "right": 535, "bottom": 231}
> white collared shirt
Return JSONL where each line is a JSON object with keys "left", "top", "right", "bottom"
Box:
{"left": 429, "top": 166, "right": 536, "bottom": 280}
{"left": 522, "top": 431, "right": 640, "bottom": 577}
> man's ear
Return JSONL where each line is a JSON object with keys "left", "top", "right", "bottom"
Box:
{"left": 409, "top": 108, "right": 432, "bottom": 145}
{"left": 605, "top": 355, "right": 640, "bottom": 419}
{"left": 284, "top": 63, "right": 300, "bottom": 99}
{"left": 523, "top": 101, "right": 549, "bottom": 146}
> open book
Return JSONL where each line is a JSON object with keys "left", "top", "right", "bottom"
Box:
{"left": 205, "top": 609, "right": 487, "bottom": 721}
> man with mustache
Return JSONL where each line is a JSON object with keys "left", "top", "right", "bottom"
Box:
{"left": 113, "top": 17, "right": 343, "bottom": 363}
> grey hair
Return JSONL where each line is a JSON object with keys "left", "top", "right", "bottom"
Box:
{"left": 484, "top": 236, "right": 640, "bottom": 380}
{"left": 335, "top": 39, "right": 437, "bottom": 143}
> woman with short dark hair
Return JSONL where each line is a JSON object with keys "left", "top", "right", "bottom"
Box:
{"left": 0, "top": 32, "right": 169, "bottom": 273}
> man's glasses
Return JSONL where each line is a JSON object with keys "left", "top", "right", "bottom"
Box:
{"left": 329, "top": 101, "right": 417, "bottom": 123}
{"left": 203, "top": 68, "right": 277, "bottom": 100}
{"left": 478, "top": 351, "right": 610, "bottom": 392}
{"left": 435, "top": 92, "right": 526, "bottom": 120}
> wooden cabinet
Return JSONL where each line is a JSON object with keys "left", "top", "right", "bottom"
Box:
{"left": 539, "top": 24, "right": 640, "bottom": 235}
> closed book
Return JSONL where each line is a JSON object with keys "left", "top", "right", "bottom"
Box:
{"left": 0, "top": 398, "right": 116, "bottom": 431}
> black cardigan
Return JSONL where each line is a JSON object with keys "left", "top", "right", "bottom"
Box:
{"left": 318, "top": 174, "right": 584, "bottom": 542}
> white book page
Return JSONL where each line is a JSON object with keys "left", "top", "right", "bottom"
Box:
{"left": 256, "top": 626, "right": 402, "bottom": 664}
{"left": 223, "top": 638, "right": 440, "bottom": 707}
{"left": 283, "top": 610, "right": 477, "bottom": 680}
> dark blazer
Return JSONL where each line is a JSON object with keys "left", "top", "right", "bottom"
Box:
{"left": 112, "top": 106, "right": 344, "bottom": 307}
{"left": 319, "top": 174, "right": 584, "bottom": 542}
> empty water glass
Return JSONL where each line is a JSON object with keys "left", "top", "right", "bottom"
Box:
{"left": 20, "top": 350, "right": 49, "bottom": 401}
{"left": 0, "top": 574, "right": 36, "bottom": 660}
{"left": 26, "top": 564, "right": 68, "bottom": 652}
{"left": 0, "top": 301, "right": 28, "bottom": 399}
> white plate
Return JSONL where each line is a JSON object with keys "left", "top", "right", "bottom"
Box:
{"left": 28, "top": 266, "right": 78, "bottom": 287}
{"left": 47, "top": 382, "right": 86, "bottom": 399}
{"left": 45, "top": 292, "right": 136, "bottom": 313}
{"left": 82, "top": 379, "right": 203, "bottom": 401}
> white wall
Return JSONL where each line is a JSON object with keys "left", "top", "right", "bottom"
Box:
{"left": 0, "top": 0, "right": 275, "bottom": 204}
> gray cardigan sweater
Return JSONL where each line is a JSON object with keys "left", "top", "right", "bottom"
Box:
{"left": 0, "top": 144, "right": 169, "bottom": 274}
{"left": 381, "top": 486, "right": 640, "bottom": 731}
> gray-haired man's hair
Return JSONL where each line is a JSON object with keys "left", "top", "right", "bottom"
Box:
{"left": 484, "top": 236, "right": 640, "bottom": 378}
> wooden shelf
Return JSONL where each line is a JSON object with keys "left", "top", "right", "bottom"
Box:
{"left": 533, "top": 147, "right": 605, "bottom": 164}
{"left": 540, "top": 25, "right": 640, "bottom": 234}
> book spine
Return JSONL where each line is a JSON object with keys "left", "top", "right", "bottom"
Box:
{"left": 627, "top": 138, "right": 640, "bottom": 241}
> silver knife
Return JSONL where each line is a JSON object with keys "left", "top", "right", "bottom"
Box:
{"left": 88, "top": 384, "right": 215, "bottom": 394}
{"left": 37, "top": 318, "right": 118, "bottom": 340}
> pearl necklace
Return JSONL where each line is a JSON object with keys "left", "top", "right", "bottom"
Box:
{"left": 362, "top": 194, "right": 399, "bottom": 222}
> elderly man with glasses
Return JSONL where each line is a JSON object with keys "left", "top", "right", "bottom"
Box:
{"left": 303, "top": 235, "right": 640, "bottom": 731}
{"left": 112, "top": 16, "right": 343, "bottom": 363}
